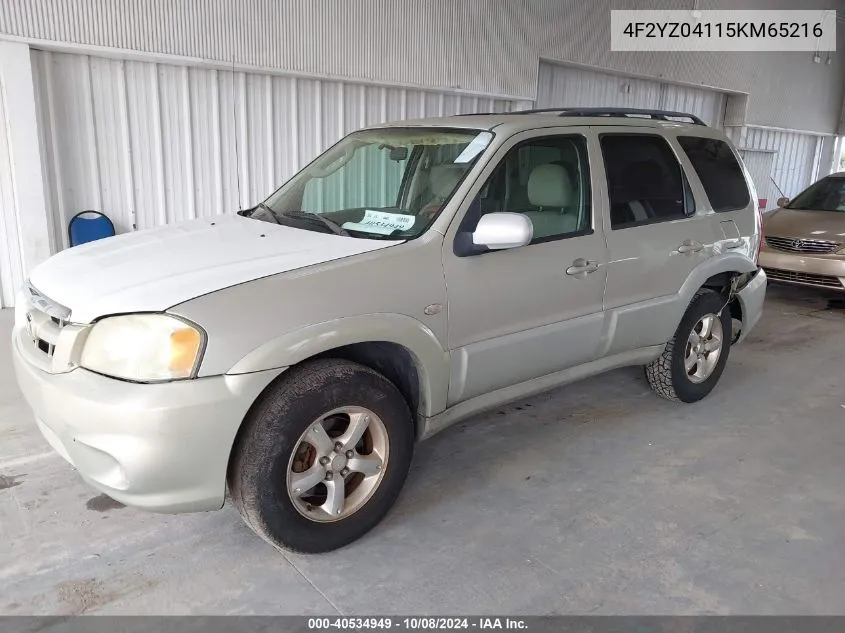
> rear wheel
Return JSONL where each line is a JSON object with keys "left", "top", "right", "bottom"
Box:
{"left": 228, "top": 358, "right": 414, "bottom": 553}
{"left": 645, "top": 289, "right": 731, "bottom": 403}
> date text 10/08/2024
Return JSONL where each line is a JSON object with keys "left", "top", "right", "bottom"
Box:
{"left": 307, "top": 617, "right": 529, "bottom": 630}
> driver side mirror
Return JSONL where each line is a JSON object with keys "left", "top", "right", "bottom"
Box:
{"left": 777, "top": 196, "right": 790, "bottom": 208}
{"left": 472, "top": 212, "right": 533, "bottom": 250}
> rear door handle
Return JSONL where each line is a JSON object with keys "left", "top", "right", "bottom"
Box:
{"left": 566, "top": 258, "right": 600, "bottom": 277}
{"left": 676, "top": 239, "right": 704, "bottom": 255}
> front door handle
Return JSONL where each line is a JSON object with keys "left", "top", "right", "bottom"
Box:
{"left": 566, "top": 258, "right": 600, "bottom": 277}
{"left": 676, "top": 239, "right": 704, "bottom": 255}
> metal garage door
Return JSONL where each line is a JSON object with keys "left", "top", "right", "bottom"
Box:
{"left": 29, "top": 50, "right": 516, "bottom": 254}
{"left": 726, "top": 127, "right": 823, "bottom": 201}
{"left": 537, "top": 63, "right": 726, "bottom": 127}
{"left": 738, "top": 149, "right": 777, "bottom": 211}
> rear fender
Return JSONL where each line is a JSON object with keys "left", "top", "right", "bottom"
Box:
{"left": 673, "top": 252, "right": 759, "bottom": 333}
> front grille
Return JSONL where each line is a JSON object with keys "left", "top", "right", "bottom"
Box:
{"left": 21, "top": 286, "right": 71, "bottom": 361}
{"left": 24, "top": 309, "right": 64, "bottom": 358}
{"left": 766, "top": 235, "right": 841, "bottom": 254}
{"left": 763, "top": 267, "right": 844, "bottom": 289}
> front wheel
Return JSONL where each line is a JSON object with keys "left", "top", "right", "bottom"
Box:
{"left": 228, "top": 359, "right": 414, "bottom": 553}
{"left": 645, "top": 289, "right": 731, "bottom": 403}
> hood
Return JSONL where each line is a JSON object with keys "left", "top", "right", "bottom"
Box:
{"left": 29, "top": 214, "right": 400, "bottom": 323}
{"left": 764, "top": 207, "right": 845, "bottom": 242}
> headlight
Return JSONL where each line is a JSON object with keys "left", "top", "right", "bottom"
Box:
{"left": 80, "top": 314, "right": 204, "bottom": 382}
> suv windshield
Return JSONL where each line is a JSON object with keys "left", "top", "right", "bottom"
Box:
{"left": 786, "top": 176, "right": 845, "bottom": 212}
{"left": 257, "top": 127, "right": 493, "bottom": 239}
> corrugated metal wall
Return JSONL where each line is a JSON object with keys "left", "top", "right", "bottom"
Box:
{"left": 0, "top": 0, "right": 534, "bottom": 100}
{"left": 537, "top": 63, "right": 726, "bottom": 127}
{"left": 0, "top": 75, "right": 23, "bottom": 307}
{"left": 30, "top": 49, "right": 515, "bottom": 252}
{"left": 659, "top": 84, "right": 727, "bottom": 130}
{"left": 4, "top": 0, "right": 842, "bottom": 133}
{"left": 725, "top": 126, "right": 823, "bottom": 199}
{"left": 537, "top": 63, "right": 662, "bottom": 110}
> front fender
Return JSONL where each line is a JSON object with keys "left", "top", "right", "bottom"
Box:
{"left": 227, "top": 313, "right": 451, "bottom": 417}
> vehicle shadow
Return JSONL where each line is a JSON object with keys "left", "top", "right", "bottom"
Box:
{"left": 392, "top": 364, "right": 706, "bottom": 526}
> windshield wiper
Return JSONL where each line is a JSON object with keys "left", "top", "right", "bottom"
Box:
{"left": 343, "top": 228, "right": 402, "bottom": 240}
{"left": 278, "top": 210, "right": 350, "bottom": 237}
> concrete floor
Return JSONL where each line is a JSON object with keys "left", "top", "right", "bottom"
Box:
{"left": 1, "top": 285, "right": 844, "bottom": 615}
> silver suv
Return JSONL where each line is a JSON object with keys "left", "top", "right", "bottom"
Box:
{"left": 12, "top": 107, "right": 767, "bottom": 553}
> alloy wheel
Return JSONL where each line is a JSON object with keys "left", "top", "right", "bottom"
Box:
{"left": 286, "top": 406, "right": 389, "bottom": 522}
{"left": 684, "top": 313, "right": 724, "bottom": 384}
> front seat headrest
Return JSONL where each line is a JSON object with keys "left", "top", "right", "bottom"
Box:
{"left": 528, "top": 163, "right": 573, "bottom": 208}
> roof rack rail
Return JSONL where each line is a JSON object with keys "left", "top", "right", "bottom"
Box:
{"left": 511, "top": 107, "right": 707, "bottom": 126}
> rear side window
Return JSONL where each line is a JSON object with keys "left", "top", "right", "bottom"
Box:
{"left": 678, "top": 137, "right": 750, "bottom": 212}
{"left": 600, "top": 134, "right": 692, "bottom": 229}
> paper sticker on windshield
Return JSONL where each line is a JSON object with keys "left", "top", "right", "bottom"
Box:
{"left": 342, "top": 210, "right": 416, "bottom": 235}
{"left": 454, "top": 131, "right": 493, "bottom": 164}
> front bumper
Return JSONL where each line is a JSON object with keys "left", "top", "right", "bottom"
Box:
{"left": 12, "top": 330, "right": 284, "bottom": 513}
{"left": 734, "top": 268, "right": 767, "bottom": 343}
{"left": 758, "top": 248, "right": 845, "bottom": 292}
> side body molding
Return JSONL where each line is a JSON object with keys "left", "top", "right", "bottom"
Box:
{"left": 227, "top": 313, "right": 451, "bottom": 418}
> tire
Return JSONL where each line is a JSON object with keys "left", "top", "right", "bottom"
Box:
{"left": 645, "top": 288, "right": 732, "bottom": 403}
{"left": 228, "top": 358, "right": 414, "bottom": 553}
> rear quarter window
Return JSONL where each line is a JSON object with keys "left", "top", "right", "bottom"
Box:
{"left": 677, "top": 137, "right": 750, "bottom": 213}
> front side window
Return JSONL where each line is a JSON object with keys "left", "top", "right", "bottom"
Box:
{"left": 260, "top": 127, "right": 493, "bottom": 239}
{"left": 601, "top": 134, "right": 691, "bottom": 229}
{"left": 786, "top": 176, "right": 845, "bottom": 212}
{"left": 458, "top": 135, "right": 592, "bottom": 243}
{"left": 678, "top": 137, "right": 750, "bottom": 212}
